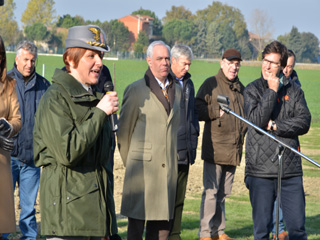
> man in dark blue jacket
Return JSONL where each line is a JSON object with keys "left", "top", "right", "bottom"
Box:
{"left": 169, "top": 44, "right": 199, "bottom": 240}
{"left": 244, "top": 41, "right": 311, "bottom": 240}
{"left": 7, "top": 41, "right": 50, "bottom": 240}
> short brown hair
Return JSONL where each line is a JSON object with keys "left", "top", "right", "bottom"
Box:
{"left": 63, "top": 48, "right": 87, "bottom": 72}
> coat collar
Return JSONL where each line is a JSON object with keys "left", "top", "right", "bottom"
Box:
{"left": 217, "top": 68, "right": 241, "bottom": 92}
{"left": 12, "top": 63, "right": 37, "bottom": 85}
{"left": 52, "top": 68, "right": 102, "bottom": 101}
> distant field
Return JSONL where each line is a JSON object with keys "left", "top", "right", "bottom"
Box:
{"left": 6, "top": 52, "right": 320, "bottom": 126}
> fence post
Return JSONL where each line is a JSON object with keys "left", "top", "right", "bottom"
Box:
{"left": 42, "top": 64, "right": 45, "bottom": 77}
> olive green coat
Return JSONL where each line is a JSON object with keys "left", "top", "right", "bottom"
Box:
{"left": 33, "top": 69, "right": 114, "bottom": 237}
{"left": 117, "top": 77, "right": 181, "bottom": 221}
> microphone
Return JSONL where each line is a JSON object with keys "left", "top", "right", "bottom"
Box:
{"left": 104, "top": 81, "right": 119, "bottom": 132}
{"left": 217, "top": 95, "right": 231, "bottom": 113}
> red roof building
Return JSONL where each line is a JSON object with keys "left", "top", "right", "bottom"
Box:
{"left": 118, "top": 14, "right": 154, "bottom": 46}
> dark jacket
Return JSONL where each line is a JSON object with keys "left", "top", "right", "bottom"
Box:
{"left": 33, "top": 69, "right": 114, "bottom": 236}
{"left": 196, "top": 69, "right": 247, "bottom": 166}
{"left": 290, "top": 70, "right": 301, "bottom": 87}
{"left": 172, "top": 71, "right": 199, "bottom": 165}
{"left": 8, "top": 64, "right": 50, "bottom": 164}
{"left": 244, "top": 74, "right": 311, "bottom": 178}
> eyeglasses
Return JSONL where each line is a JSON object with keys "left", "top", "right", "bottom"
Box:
{"left": 263, "top": 58, "right": 280, "bottom": 69}
{"left": 224, "top": 59, "right": 241, "bottom": 68}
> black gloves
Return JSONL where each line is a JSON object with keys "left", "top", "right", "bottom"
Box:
{"left": 0, "top": 118, "right": 12, "bottom": 138}
{"left": 0, "top": 135, "right": 14, "bottom": 152}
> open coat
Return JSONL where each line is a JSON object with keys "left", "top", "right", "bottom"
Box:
{"left": 117, "top": 76, "right": 181, "bottom": 221}
{"left": 0, "top": 78, "right": 21, "bottom": 232}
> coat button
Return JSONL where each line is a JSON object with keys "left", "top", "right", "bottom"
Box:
{"left": 53, "top": 202, "right": 56, "bottom": 206}
{"left": 67, "top": 196, "right": 70, "bottom": 200}
{"left": 162, "top": 164, "right": 165, "bottom": 168}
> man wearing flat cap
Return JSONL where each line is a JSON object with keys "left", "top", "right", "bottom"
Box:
{"left": 196, "top": 49, "right": 247, "bottom": 240}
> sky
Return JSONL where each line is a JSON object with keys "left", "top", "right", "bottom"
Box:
{"left": 13, "top": 0, "right": 320, "bottom": 41}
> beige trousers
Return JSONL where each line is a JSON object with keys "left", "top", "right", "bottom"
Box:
{"left": 198, "top": 161, "right": 236, "bottom": 238}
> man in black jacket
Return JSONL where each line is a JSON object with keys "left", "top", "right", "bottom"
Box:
{"left": 244, "top": 41, "right": 311, "bottom": 240}
{"left": 169, "top": 44, "right": 199, "bottom": 240}
{"left": 283, "top": 49, "right": 301, "bottom": 87}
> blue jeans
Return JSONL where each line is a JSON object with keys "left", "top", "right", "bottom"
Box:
{"left": 11, "top": 157, "right": 40, "bottom": 240}
{"left": 245, "top": 176, "right": 307, "bottom": 240}
{"left": 272, "top": 200, "right": 285, "bottom": 234}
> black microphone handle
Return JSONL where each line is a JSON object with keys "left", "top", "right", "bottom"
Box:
{"left": 110, "top": 112, "right": 118, "bottom": 132}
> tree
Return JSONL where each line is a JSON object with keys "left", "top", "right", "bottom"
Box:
{"left": 21, "top": 0, "right": 56, "bottom": 27}
{"left": 162, "top": 19, "right": 196, "bottom": 46}
{"left": 301, "top": 32, "right": 319, "bottom": 63}
{"left": 107, "top": 19, "right": 130, "bottom": 52}
{"left": 132, "top": 8, "right": 162, "bottom": 36}
{"left": 24, "top": 22, "right": 48, "bottom": 41}
{"left": 162, "top": 6, "right": 193, "bottom": 24}
{"left": 0, "top": 0, "right": 19, "bottom": 46}
{"left": 134, "top": 31, "right": 149, "bottom": 58}
{"left": 238, "top": 32, "right": 253, "bottom": 60}
{"left": 191, "top": 19, "right": 207, "bottom": 58}
{"left": 196, "top": 1, "right": 247, "bottom": 39}
{"left": 277, "top": 33, "right": 289, "bottom": 46}
{"left": 287, "top": 26, "right": 305, "bottom": 62}
{"left": 57, "top": 14, "right": 85, "bottom": 28}
{"left": 85, "top": 19, "right": 102, "bottom": 26}
{"left": 206, "top": 22, "right": 222, "bottom": 58}
{"left": 221, "top": 24, "right": 239, "bottom": 50}
{"left": 249, "top": 8, "right": 273, "bottom": 58}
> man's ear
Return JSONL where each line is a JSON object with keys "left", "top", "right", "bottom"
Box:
{"left": 146, "top": 56, "right": 151, "bottom": 67}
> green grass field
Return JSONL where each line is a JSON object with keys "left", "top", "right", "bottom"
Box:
{"left": 6, "top": 52, "right": 320, "bottom": 126}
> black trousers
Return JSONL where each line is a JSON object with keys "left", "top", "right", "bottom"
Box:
{"left": 169, "top": 164, "right": 190, "bottom": 240}
{"left": 127, "top": 218, "right": 172, "bottom": 240}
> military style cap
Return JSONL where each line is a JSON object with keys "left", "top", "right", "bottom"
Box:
{"left": 65, "top": 25, "right": 110, "bottom": 52}
{"left": 222, "top": 48, "right": 242, "bottom": 61}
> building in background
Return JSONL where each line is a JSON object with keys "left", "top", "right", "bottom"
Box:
{"left": 118, "top": 14, "right": 153, "bottom": 46}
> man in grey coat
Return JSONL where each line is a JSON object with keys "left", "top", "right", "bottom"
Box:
{"left": 117, "top": 41, "right": 181, "bottom": 240}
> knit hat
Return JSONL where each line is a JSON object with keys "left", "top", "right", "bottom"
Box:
{"left": 65, "top": 25, "right": 110, "bottom": 52}
{"left": 222, "top": 48, "right": 242, "bottom": 61}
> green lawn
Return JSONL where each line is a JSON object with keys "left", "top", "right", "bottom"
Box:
{"left": 6, "top": 53, "right": 320, "bottom": 126}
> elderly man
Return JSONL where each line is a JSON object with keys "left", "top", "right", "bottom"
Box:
{"left": 244, "top": 41, "right": 311, "bottom": 240}
{"left": 169, "top": 44, "right": 199, "bottom": 240}
{"left": 7, "top": 41, "right": 50, "bottom": 240}
{"left": 196, "top": 49, "right": 247, "bottom": 240}
{"left": 117, "top": 41, "right": 181, "bottom": 240}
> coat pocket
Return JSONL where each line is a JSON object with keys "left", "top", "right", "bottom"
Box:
{"left": 129, "top": 141, "right": 152, "bottom": 161}
{"left": 65, "top": 175, "right": 102, "bottom": 231}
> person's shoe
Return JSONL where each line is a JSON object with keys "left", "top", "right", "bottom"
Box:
{"left": 212, "top": 233, "right": 236, "bottom": 240}
{"left": 273, "top": 231, "right": 289, "bottom": 240}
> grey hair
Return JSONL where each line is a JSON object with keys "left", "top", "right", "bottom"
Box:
{"left": 171, "top": 44, "right": 193, "bottom": 61}
{"left": 146, "top": 41, "right": 171, "bottom": 59}
{"left": 16, "top": 41, "right": 38, "bottom": 59}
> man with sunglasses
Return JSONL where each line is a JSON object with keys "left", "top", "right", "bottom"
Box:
{"left": 196, "top": 49, "right": 247, "bottom": 240}
{"left": 243, "top": 41, "right": 311, "bottom": 240}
